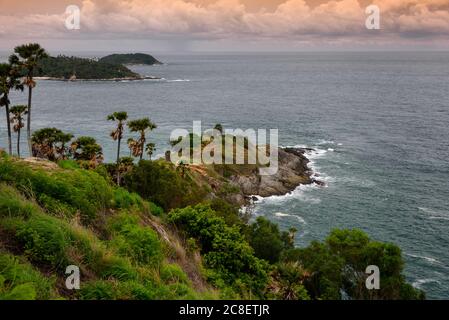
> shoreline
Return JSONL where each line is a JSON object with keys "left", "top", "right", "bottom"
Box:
{"left": 34, "top": 76, "right": 162, "bottom": 82}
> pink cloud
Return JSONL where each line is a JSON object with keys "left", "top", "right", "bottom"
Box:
{"left": 0, "top": 0, "right": 448, "bottom": 45}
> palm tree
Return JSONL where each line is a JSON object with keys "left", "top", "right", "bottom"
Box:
{"left": 11, "top": 43, "right": 48, "bottom": 156}
{"left": 31, "top": 127, "right": 73, "bottom": 161}
{"left": 0, "top": 62, "right": 24, "bottom": 155}
{"left": 70, "top": 136, "right": 103, "bottom": 168}
{"left": 9, "top": 105, "right": 27, "bottom": 157}
{"left": 107, "top": 111, "right": 128, "bottom": 164}
{"left": 145, "top": 143, "right": 156, "bottom": 160}
{"left": 128, "top": 118, "right": 157, "bottom": 160}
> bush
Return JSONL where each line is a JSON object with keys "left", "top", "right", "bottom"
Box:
{"left": 123, "top": 160, "right": 207, "bottom": 211}
{"left": 245, "top": 217, "right": 294, "bottom": 264}
{"left": 160, "top": 264, "right": 189, "bottom": 285}
{"left": 0, "top": 159, "right": 114, "bottom": 221}
{"left": 0, "top": 252, "right": 58, "bottom": 300}
{"left": 113, "top": 188, "right": 145, "bottom": 211}
{"left": 149, "top": 202, "right": 164, "bottom": 217}
{"left": 168, "top": 205, "right": 269, "bottom": 297}
{"left": 15, "top": 215, "right": 70, "bottom": 268}
{"left": 284, "top": 229, "right": 425, "bottom": 300}
{"left": 79, "top": 281, "right": 116, "bottom": 300}
{"left": 0, "top": 184, "right": 37, "bottom": 219}
{"left": 108, "top": 213, "right": 163, "bottom": 266}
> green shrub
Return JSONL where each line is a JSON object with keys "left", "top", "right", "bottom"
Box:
{"left": 160, "top": 264, "right": 189, "bottom": 285}
{"left": 58, "top": 160, "right": 79, "bottom": 170}
{"left": 149, "top": 202, "right": 164, "bottom": 216}
{"left": 0, "top": 184, "right": 37, "bottom": 218}
{"left": 98, "top": 256, "right": 138, "bottom": 281}
{"left": 38, "top": 194, "right": 77, "bottom": 218}
{"left": 0, "top": 159, "right": 114, "bottom": 221}
{"left": 108, "top": 213, "right": 163, "bottom": 266}
{"left": 168, "top": 205, "right": 269, "bottom": 297}
{"left": 15, "top": 215, "right": 70, "bottom": 268}
{"left": 0, "top": 252, "right": 57, "bottom": 300}
{"left": 284, "top": 229, "right": 425, "bottom": 300}
{"left": 113, "top": 188, "right": 145, "bottom": 210}
{"left": 245, "top": 217, "right": 294, "bottom": 264}
{"left": 79, "top": 281, "right": 116, "bottom": 300}
{"left": 123, "top": 160, "right": 207, "bottom": 211}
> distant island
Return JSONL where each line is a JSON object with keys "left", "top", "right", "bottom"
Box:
{"left": 35, "top": 54, "right": 162, "bottom": 81}
{"left": 99, "top": 53, "right": 162, "bottom": 66}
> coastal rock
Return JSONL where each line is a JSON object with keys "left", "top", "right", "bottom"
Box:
{"left": 229, "top": 147, "right": 314, "bottom": 198}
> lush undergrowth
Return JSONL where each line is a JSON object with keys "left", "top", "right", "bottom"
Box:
{"left": 0, "top": 155, "right": 216, "bottom": 300}
{"left": 0, "top": 154, "right": 424, "bottom": 300}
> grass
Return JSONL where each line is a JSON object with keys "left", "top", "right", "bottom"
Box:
{"left": 0, "top": 156, "right": 215, "bottom": 300}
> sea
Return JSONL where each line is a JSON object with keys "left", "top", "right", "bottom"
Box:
{"left": 1, "top": 51, "right": 448, "bottom": 299}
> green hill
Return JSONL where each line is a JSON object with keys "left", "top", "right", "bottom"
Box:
{"left": 0, "top": 152, "right": 425, "bottom": 300}
{"left": 36, "top": 56, "right": 140, "bottom": 80}
{"left": 99, "top": 53, "right": 162, "bottom": 66}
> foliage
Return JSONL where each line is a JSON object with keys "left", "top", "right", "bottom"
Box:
{"left": 70, "top": 136, "right": 103, "bottom": 167}
{"left": 168, "top": 205, "right": 269, "bottom": 297}
{"left": 283, "top": 229, "right": 425, "bottom": 300}
{"left": 0, "top": 158, "right": 114, "bottom": 221}
{"left": 123, "top": 160, "right": 207, "bottom": 211}
{"left": 0, "top": 252, "right": 58, "bottom": 300}
{"left": 32, "top": 127, "right": 73, "bottom": 160}
{"left": 108, "top": 213, "right": 163, "bottom": 266}
{"left": 245, "top": 217, "right": 295, "bottom": 264}
{"left": 128, "top": 118, "right": 157, "bottom": 160}
{"left": 36, "top": 55, "right": 138, "bottom": 79}
{"left": 99, "top": 53, "right": 161, "bottom": 66}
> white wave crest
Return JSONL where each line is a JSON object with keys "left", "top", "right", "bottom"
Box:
{"left": 405, "top": 253, "right": 441, "bottom": 264}
{"left": 273, "top": 212, "right": 307, "bottom": 224}
{"left": 418, "top": 207, "right": 449, "bottom": 221}
{"left": 412, "top": 278, "right": 440, "bottom": 289}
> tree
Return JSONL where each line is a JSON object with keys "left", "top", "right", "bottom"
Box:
{"left": 268, "top": 262, "right": 310, "bottom": 300}
{"left": 31, "top": 128, "right": 73, "bottom": 161}
{"left": 245, "top": 217, "right": 294, "bottom": 264}
{"left": 11, "top": 43, "right": 48, "bottom": 156}
{"left": 107, "top": 111, "right": 128, "bottom": 164}
{"left": 9, "top": 105, "right": 27, "bottom": 157}
{"left": 70, "top": 136, "right": 103, "bottom": 167}
{"left": 283, "top": 229, "right": 425, "bottom": 300}
{"left": 128, "top": 118, "right": 157, "bottom": 160}
{"left": 145, "top": 143, "right": 156, "bottom": 160}
{"left": 0, "top": 62, "right": 24, "bottom": 155}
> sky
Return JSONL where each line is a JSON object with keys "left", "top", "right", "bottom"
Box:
{"left": 0, "top": 0, "right": 448, "bottom": 52}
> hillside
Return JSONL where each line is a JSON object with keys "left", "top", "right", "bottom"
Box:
{"left": 36, "top": 56, "right": 140, "bottom": 80}
{"left": 0, "top": 152, "right": 425, "bottom": 300}
{"left": 99, "top": 53, "right": 162, "bottom": 66}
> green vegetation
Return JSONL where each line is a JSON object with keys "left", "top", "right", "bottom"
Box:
{"left": 0, "top": 155, "right": 213, "bottom": 300}
{"left": 0, "top": 43, "right": 425, "bottom": 301}
{"left": 11, "top": 43, "right": 48, "bottom": 156}
{"left": 36, "top": 56, "right": 139, "bottom": 80}
{"left": 123, "top": 160, "right": 208, "bottom": 211}
{"left": 128, "top": 118, "right": 157, "bottom": 161}
{"left": 99, "top": 53, "right": 161, "bottom": 66}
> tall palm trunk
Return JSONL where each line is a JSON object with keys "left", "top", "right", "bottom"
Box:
{"left": 4, "top": 101, "right": 12, "bottom": 155}
{"left": 27, "top": 85, "right": 32, "bottom": 157}
{"left": 17, "top": 127, "right": 21, "bottom": 158}
{"left": 140, "top": 132, "right": 145, "bottom": 161}
{"left": 116, "top": 136, "right": 121, "bottom": 164}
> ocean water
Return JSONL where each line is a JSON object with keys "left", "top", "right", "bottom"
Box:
{"left": 1, "top": 52, "right": 449, "bottom": 299}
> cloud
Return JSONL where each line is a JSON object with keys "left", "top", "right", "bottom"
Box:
{"left": 0, "top": 0, "right": 448, "bottom": 45}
